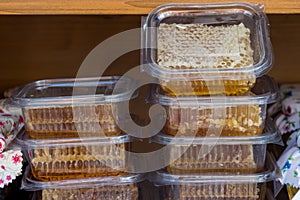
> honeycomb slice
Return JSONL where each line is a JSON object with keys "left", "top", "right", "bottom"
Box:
{"left": 157, "top": 23, "right": 254, "bottom": 69}
{"left": 30, "top": 143, "right": 127, "bottom": 181}
{"left": 168, "top": 144, "right": 258, "bottom": 174}
{"left": 40, "top": 184, "right": 138, "bottom": 200}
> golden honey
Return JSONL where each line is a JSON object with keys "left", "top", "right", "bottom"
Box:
{"left": 23, "top": 104, "right": 122, "bottom": 139}
{"left": 164, "top": 104, "right": 264, "bottom": 137}
{"left": 37, "top": 184, "right": 139, "bottom": 200}
{"left": 29, "top": 143, "right": 129, "bottom": 181}
{"left": 166, "top": 144, "right": 260, "bottom": 174}
{"left": 160, "top": 78, "right": 256, "bottom": 96}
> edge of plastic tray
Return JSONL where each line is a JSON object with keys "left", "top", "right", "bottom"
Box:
{"left": 21, "top": 165, "right": 145, "bottom": 191}
{"left": 147, "top": 76, "right": 279, "bottom": 106}
{"left": 150, "top": 118, "right": 282, "bottom": 145}
{"left": 10, "top": 76, "right": 138, "bottom": 107}
{"left": 148, "top": 153, "right": 280, "bottom": 186}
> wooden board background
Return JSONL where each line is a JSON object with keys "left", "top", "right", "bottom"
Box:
{"left": 0, "top": 14, "right": 299, "bottom": 95}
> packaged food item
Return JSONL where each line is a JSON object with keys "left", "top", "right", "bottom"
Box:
{"left": 150, "top": 153, "right": 278, "bottom": 200}
{"left": 10, "top": 76, "right": 137, "bottom": 139}
{"left": 15, "top": 131, "right": 134, "bottom": 181}
{"left": 148, "top": 76, "right": 278, "bottom": 136}
{"left": 21, "top": 166, "right": 144, "bottom": 200}
{"left": 151, "top": 120, "right": 281, "bottom": 174}
{"left": 142, "top": 2, "right": 273, "bottom": 96}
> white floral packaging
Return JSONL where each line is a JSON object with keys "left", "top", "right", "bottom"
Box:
{"left": 0, "top": 100, "right": 23, "bottom": 188}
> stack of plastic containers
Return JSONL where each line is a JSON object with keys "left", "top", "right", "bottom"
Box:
{"left": 11, "top": 76, "right": 144, "bottom": 199}
{"left": 152, "top": 153, "right": 278, "bottom": 199}
{"left": 142, "top": 2, "right": 281, "bottom": 199}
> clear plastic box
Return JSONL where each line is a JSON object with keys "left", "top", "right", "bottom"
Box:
{"left": 150, "top": 120, "right": 281, "bottom": 174}
{"left": 21, "top": 166, "right": 144, "bottom": 200}
{"left": 149, "top": 153, "right": 279, "bottom": 200}
{"left": 148, "top": 76, "right": 279, "bottom": 136}
{"left": 141, "top": 2, "right": 273, "bottom": 96}
{"left": 15, "top": 131, "right": 134, "bottom": 181}
{"left": 11, "top": 76, "right": 137, "bottom": 139}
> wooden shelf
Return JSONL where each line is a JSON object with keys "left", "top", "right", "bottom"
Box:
{"left": 0, "top": 0, "right": 299, "bottom": 15}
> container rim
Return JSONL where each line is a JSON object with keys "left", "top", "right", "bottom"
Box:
{"left": 21, "top": 165, "right": 145, "bottom": 191}
{"left": 148, "top": 153, "right": 280, "bottom": 185}
{"left": 142, "top": 2, "right": 273, "bottom": 80}
{"left": 147, "top": 76, "right": 279, "bottom": 106}
{"left": 14, "top": 130, "right": 135, "bottom": 149}
{"left": 150, "top": 118, "right": 282, "bottom": 145}
{"left": 10, "top": 76, "right": 138, "bottom": 107}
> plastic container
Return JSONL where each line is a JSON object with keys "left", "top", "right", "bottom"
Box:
{"left": 148, "top": 76, "right": 279, "bottom": 137}
{"left": 21, "top": 166, "right": 144, "bottom": 200}
{"left": 150, "top": 120, "right": 281, "bottom": 174}
{"left": 141, "top": 2, "right": 273, "bottom": 96}
{"left": 149, "top": 153, "right": 279, "bottom": 200}
{"left": 10, "top": 76, "right": 137, "bottom": 139}
{"left": 15, "top": 131, "right": 134, "bottom": 181}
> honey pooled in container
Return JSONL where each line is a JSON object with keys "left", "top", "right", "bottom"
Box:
{"left": 160, "top": 77, "right": 256, "bottom": 96}
{"left": 164, "top": 101, "right": 264, "bottom": 137}
{"left": 30, "top": 143, "right": 128, "bottom": 181}
{"left": 24, "top": 104, "right": 122, "bottom": 139}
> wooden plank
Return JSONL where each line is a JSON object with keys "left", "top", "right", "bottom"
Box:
{"left": 267, "top": 14, "right": 300, "bottom": 83}
{"left": 0, "top": 0, "right": 299, "bottom": 15}
{"left": 0, "top": 15, "right": 141, "bottom": 96}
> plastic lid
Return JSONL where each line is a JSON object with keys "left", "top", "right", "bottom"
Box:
{"left": 142, "top": 2, "right": 273, "bottom": 80}
{"left": 21, "top": 165, "right": 145, "bottom": 191}
{"left": 11, "top": 76, "right": 137, "bottom": 107}
{"left": 149, "top": 153, "right": 280, "bottom": 185}
{"left": 151, "top": 118, "right": 282, "bottom": 145}
{"left": 148, "top": 76, "right": 279, "bottom": 106}
{"left": 14, "top": 130, "right": 134, "bottom": 150}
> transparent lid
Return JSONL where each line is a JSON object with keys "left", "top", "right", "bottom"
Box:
{"left": 21, "top": 165, "right": 145, "bottom": 191}
{"left": 142, "top": 2, "right": 273, "bottom": 80}
{"left": 151, "top": 118, "right": 282, "bottom": 145}
{"left": 11, "top": 76, "right": 137, "bottom": 107}
{"left": 149, "top": 153, "right": 280, "bottom": 185}
{"left": 14, "top": 130, "right": 134, "bottom": 150}
{"left": 148, "top": 76, "right": 279, "bottom": 106}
